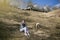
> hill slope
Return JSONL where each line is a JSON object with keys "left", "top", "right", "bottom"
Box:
{"left": 0, "top": 6, "right": 60, "bottom": 40}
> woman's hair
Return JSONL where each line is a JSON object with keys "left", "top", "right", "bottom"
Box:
{"left": 22, "top": 19, "right": 25, "bottom": 23}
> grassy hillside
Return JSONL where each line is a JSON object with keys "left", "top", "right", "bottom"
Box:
{"left": 0, "top": 5, "right": 60, "bottom": 40}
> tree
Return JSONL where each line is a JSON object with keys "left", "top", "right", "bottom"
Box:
{"left": 9, "top": 0, "right": 27, "bottom": 9}
{"left": 53, "top": 4, "right": 60, "bottom": 10}
{"left": 43, "top": 5, "right": 51, "bottom": 12}
{"left": 27, "top": 0, "right": 33, "bottom": 10}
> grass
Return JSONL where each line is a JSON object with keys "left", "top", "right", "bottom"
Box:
{"left": 0, "top": 4, "right": 60, "bottom": 40}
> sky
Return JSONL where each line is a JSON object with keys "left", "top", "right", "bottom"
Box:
{"left": 11, "top": 0, "right": 60, "bottom": 9}
{"left": 20, "top": 0, "right": 60, "bottom": 9}
{"left": 32, "top": 0, "right": 60, "bottom": 7}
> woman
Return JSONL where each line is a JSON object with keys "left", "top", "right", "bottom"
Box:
{"left": 20, "top": 20, "right": 30, "bottom": 37}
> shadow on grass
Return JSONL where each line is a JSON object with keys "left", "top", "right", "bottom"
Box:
{"left": 0, "top": 21, "right": 20, "bottom": 40}
{"left": 26, "top": 33, "right": 58, "bottom": 40}
{"left": 29, "top": 24, "right": 60, "bottom": 40}
{"left": 0, "top": 21, "right": 60, "bottom": 40}
{"left": 20, "top": 12, "right": 31, "bottom": 16}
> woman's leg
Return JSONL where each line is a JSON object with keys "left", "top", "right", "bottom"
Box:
{"left": 24, "top": 27, "right": 30, "bottom": 36}
{"left": 20, "top": 28, "right": 24, "bottom": 32}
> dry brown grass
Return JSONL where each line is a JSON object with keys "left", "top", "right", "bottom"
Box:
{"left": 0, "top": 6, "right": 60, "bottom": 40}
